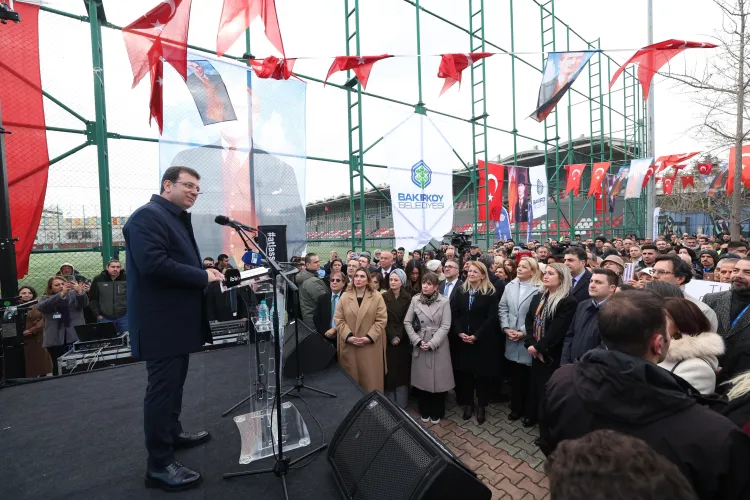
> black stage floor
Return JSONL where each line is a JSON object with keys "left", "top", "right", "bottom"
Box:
{"left": 0, "top": 346, "right": 363, "bottom": 500}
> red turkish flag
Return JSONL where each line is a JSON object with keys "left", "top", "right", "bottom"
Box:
{"left": 594, "top": 190, "right": 603, "bottom": 214}
{"left": 642, "top": 163, "right": 658, "bottom": 188}
{"left": 727, "top": 145, "right": 750, "bottom": 195}
{"left": 564, "top": 164, "right": 586, "bottom": 196}
{"left": 250, "top": 56, "right": 297, "bottom": 80}
{"left": 609, "top": 40, "right": 716, "bottom": 100}
{"left": 588, "top": 162, "right": 611, "bottom": 197}
{"left": 697, "top": 163, "right": 713, "bottom": 175}
{"left": 437, "top": 52, "right": 494, "bottom": 95}
{"left": 654, "top": 152, "right": 698, "bottom": 174}
{"left": 477, "top": 160, "right": 505, "bottom": 221}
{"left": 681, "top": 176, "right": 694, "bottom": 188}
{"left": 324, "top": 55, "right": 392, "bottom": 90}
{"left": 217, "top": 0, "right": 285, "bottom": 57}
{"left": 663, "top": 176, "right": 675, "bottom": 195}
{"left": 123, "top": 0, "right": 192, "bottom": 133}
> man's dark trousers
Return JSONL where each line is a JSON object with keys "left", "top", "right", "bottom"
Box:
{"left": 144, "top": 354, "right": 190, "bottom": 469}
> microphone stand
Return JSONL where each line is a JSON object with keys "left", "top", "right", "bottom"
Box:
{"left": 222, "top": 225, "right": 327, "bottom": 500}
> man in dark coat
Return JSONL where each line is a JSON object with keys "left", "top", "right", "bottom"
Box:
{"left": 560, "top": 269, "right": 617, "bottom": 365}
{"left": 314, "top": 270, "right": 347, "bottom": 346}
{"left": 124, "top": 166, "right": 225, "bottom": 492}
{"left": 563, "top": 246, "right": 591, "bottom": 303}
{"left": 88, "top": 259, "right": 128, "bottom": 333}
{"left": 540, "top": 289, "right": 750, "bottom": 500}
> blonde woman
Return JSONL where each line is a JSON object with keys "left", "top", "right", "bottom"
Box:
{"left": 523, "top": 262, "right": 577, "bottom": 427}
{"left": 499, "top": 257, "right": 542, "bottom": 422}
{"left": 334, "top": 266, "right": 388, "bottom": 392}
{"left": 449, "top": 261, "right": 499, "bottom": 424}
{"left": 37, "top": 276, "right": 89, "bottom": 375}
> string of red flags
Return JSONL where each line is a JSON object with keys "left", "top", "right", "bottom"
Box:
{"left": 609, "top": 40, "right": 717, "bottom": 100}
{"left": 217, "top": 0, "right": 285, "bottom": 58}
{"left": 324, "top": 55, "right": 393, "bottom": 90}
{"left": 122, "top": 0, "right": 193, "bottom": 134}
{"left": 681, "top": 176, "right": 695, "bottom": 189}
{"left": 438, "top": 53, "right": 494, "bottom": 95}
{"left": 654, "top": 152, "right": 699, "bottom": 174}
{"left": 249, "top": 56, "right": 299, "bottom": 80}
{"left": 564, "top": 164, "right": 586, "bottom": 196}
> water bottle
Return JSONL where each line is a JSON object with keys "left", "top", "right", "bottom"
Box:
{"left": 257, "top": 300, "right": 271, "bottom": 332}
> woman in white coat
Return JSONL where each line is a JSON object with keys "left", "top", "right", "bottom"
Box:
{"left": 404, "top": 272, "right": 453, "bottom": 424}
{"left": 658, "top": 297, "right": 724, "bottom": 394}
{"left": 498, "top": 257, "right": 542, "bottom": 421}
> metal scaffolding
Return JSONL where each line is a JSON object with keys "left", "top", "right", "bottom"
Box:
{"left": 23, "top": 0, "right": 646, "bottom": 269}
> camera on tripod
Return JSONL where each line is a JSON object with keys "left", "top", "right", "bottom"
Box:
{"left": 0, "top": 1, "right": 20, "bottom": 24}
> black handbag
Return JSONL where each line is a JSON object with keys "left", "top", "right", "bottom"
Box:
{"left": 412, "top": 312, "right": 421, "bottom": 332}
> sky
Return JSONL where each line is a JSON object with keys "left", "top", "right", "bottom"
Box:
{"left": 22, "top": 0, "right": 726, "bottom": 218}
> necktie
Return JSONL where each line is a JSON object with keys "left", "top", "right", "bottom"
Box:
{"left": 330, "top": 294, "right": 339, "bottom": 328}
{"left": 469, "top": 289, "right": 477, "bottom": 309}
{"left": 444, "top": 281, "right": 452, "bottom": 297}
{"left": 222, "top": 147, "right": 258, "bottom": 266}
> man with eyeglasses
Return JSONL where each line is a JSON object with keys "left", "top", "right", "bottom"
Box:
{"left": 652, "top": 254, "right": 718, "bottom": 331}
{"left": 315, "top": 271, "right": 347, "bottom": 344}
{"left": 438, "top": 258, "right": 462, "bottom": 301}
{"left": 124, "top": 166, "right": 225, "bottom": 492}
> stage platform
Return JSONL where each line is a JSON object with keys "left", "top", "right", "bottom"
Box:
{"left": 0, "top": 345, "right": 363, "bottom": 500}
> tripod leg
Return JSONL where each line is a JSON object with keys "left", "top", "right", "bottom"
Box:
{"left": 298, "top": 384, "right": 337, "bottom": 398}
{"left": 281, "top": 474, "right": 289, "bottom": 500}
{"left": 221, "top": 393, "right": 254, "bottom": 417}
{"left": 288, "top": 443, "right": 328, "bottom": 466}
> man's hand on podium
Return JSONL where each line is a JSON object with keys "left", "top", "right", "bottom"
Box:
{"left": 206, "top": 268, "right": 225, "bottom": 283}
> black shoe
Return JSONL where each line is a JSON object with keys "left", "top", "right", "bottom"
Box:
{"left": 534, "top": 438, "right": 542, "bottom": 447}
{"left": 173, "top": 430, "right": 211, "bottom": 450}
{"left": 145, "top": 461, "right": 202, "bottom": 492}
{"left": 476, "top": 406, "right": 486, "bottom": 425}
{"left": 522, "top": 418, "right": 537, "bottom": 428}
{"left": 462, "top": 405, "right": 473, "bottom": 420}
{"left": 508, "top": 412, "right": 521, "bottom": 421}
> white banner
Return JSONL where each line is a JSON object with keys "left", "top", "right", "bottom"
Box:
{"left": 529, "top": 164, "right": 548, "bottom": 219}
{"left": 685, "top": 280, "right": 730, "bottom": 302}
{"left": 652, "top": 207, "right": 661, "bottom": 241}
{"left": 384, "top": 114, "right": 456, "bottom": 251}
{"left": 624, "top": 157, "right": 654, "bottom": 199}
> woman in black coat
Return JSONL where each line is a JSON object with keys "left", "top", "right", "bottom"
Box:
{"left": 383, "top": 269, "right": 413, "bottom": 408}
{"left": 449, "top": 261, "right": 500, "bottom": 424}
{"left": 523, "top": 262, "right": 577, "bottom": 427}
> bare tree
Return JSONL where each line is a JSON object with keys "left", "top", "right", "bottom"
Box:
{"left": 663, "top": 0, "right": 750, "bottom": 238}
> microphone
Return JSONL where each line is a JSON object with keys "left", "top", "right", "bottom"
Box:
{"left": 221, "top": 267, "right": 270, "bottom": 292}
{"left": 241, "top": 251, "right": 263, "bottom": 267}
{"left": 214, "top": 215, "right": 257, "bottom": 232}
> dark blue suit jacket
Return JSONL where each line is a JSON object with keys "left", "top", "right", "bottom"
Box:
{"left": 123, "top": 195, "right": 211, "bottom": 360}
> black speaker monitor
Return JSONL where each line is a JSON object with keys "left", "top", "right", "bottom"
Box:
{"left": 328, "top": 391, "right": 491, "bottom": 500}
{"left": 282, "top": 319, "right": 336, "bottom": 377}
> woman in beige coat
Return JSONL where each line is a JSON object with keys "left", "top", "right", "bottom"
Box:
{"left": 404, "top": 272, "right": 454, "bottom": 424}
{"left": 334, "top": 266, "right": 388, "bottom": 392}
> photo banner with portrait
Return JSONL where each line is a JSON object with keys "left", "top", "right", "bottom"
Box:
{"left": 506, "top": 166, "right": 531, "bottom": 224}
{"left": 384, "top": 114, "right": 456, "bottom": 252}
{"left": 159, "top": 51, "right": 307, "bottom": 267}
{"left": 530, "top": 51, "right": 596, "bottom": 122}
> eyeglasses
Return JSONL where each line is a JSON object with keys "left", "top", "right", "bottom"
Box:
{"left": 173, "top": 181, "right": 201, "bottom": 193}
{"left": 652, "top": 269, "right": 674, "bottom": 276}
{"left": 329, "top": 278, "right": 343, "bottom": 283}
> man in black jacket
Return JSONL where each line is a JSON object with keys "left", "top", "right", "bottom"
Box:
{"left": 560, "top": 268, "right": 617, "bottom": 365}
{"left": 124, "top": 166, "right": 225, "bottom": 492}
{"left": 89, "top": 259, "right": 128, "bottom": 333}
{"left": 313, "top": 271, "right": 347, "bottom": 345}
{"left": 563, "top": 247, "right": 591, "bottom": 303}
{"left": 540, "top": 289, "right": 750, "bottom": 500}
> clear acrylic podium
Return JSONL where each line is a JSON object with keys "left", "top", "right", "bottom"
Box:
{"left": 232, "top": 275, "right": 310, "bottom": 464}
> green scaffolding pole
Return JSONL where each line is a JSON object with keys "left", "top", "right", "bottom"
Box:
{"left": 87, "top": 0, "right": 113, "bottom": 264}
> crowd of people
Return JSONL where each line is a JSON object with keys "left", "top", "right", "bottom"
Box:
{"left": 293, "top": 232, "right": 750, "bottom": 499}
{"left": 16, "top": 259, "right": 129, "bottom": 376}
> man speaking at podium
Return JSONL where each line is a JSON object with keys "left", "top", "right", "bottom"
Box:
{"left": 124, "top": 166, "right": 224, "bottom": 492}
